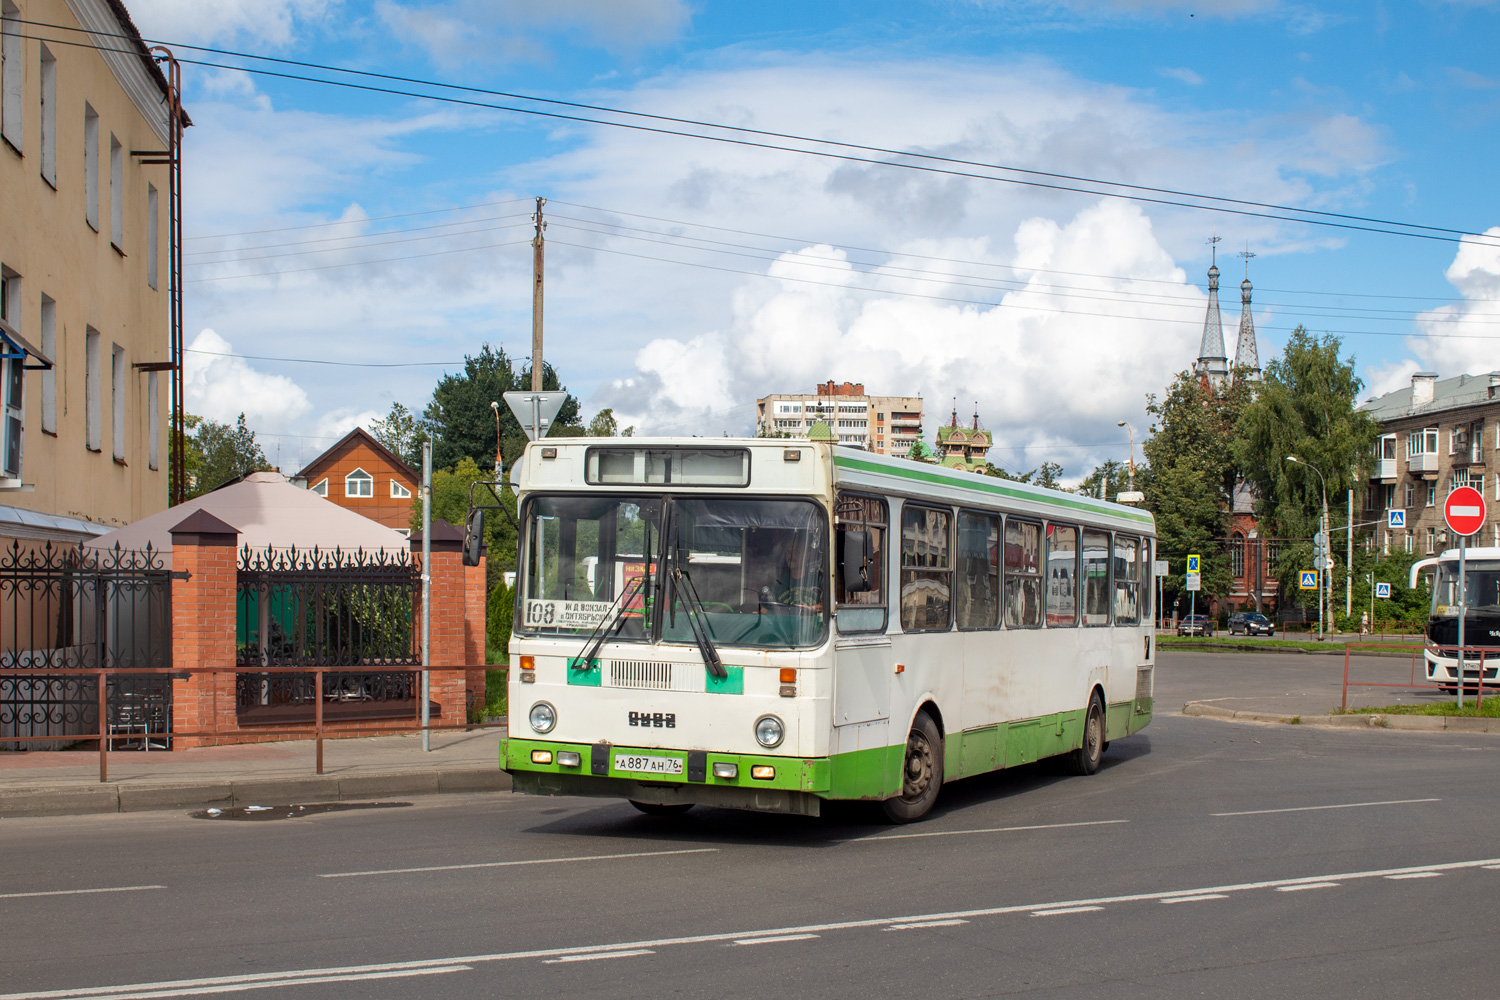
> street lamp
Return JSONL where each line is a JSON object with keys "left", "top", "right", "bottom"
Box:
{"left": 1116, "top": 420, "right": 1144, "bottom": 503}
{"left": 1287, "top": 455, "right": 1329, "bottom": 640}
{"left": 490, "top": 401, "right": 502, "bottom": 478}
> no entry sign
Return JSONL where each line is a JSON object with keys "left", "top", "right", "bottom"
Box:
{"left": 1444, "top": 485, "right": 1487, "bottom": 537}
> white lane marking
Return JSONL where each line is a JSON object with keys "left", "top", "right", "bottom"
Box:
{"left": 1385, "top": 872, "right": 1442, "bottom": 880}
{"left": 1212, "top": 798, "right": 1440, "bottom": 818}
{"left": 1276, "top": 882, "right": 1339, "bottom": 892}
{"left": 885, "top": 919, "right": 969, "bottom": 931}
{"left": 16, "top": 855, "right": 1500, "bottom": 1000}
{"left": 731, "top": 934, "right": 819, "bottom": 946}
{"left": 1484, "top": 865, "right": 1500, "bottom": 870}
{"left": 1032, "top": 906, "right": 1104, "bottom": 917}
{"left": 542, "top": 950, "right": 653, "bottom": 965}
{"left": 0, "top": 886, "right": 165, "bottom": 901}
{"left": 318, "top": 848, "right": 717, "bottom": 878}
{"left": 845, "top": 819, "right": 1128, "bottom": 843}
{"left": 25, "top": 967, "right": 469, "bottom": 1000}
{"left": 1161, "top": 894, "right": 1228, "bottom": 904}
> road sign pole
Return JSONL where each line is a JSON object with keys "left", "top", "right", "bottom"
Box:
{"left": 1458, "top": 533, "right": 1467, "bottom": 710}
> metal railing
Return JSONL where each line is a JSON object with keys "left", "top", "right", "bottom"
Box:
{"left": 0, "top": 664, "right": 500, "bottom": 781}
{"left": 1341, "top": 642, "right": 1493, "bottom": 711}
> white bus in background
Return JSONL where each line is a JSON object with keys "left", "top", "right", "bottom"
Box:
{"left": 502, "top": 438, "right": 1156, "bottom": 822}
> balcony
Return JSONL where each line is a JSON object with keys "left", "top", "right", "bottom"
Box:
{"left": 1408, "top": 453, "right": 1439, "bottom": 476}
{"left": 1370, "top": 458, "right": 1397, "bottom": 482}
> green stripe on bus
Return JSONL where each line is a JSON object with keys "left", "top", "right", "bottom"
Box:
{"left": 833, "top": 455, "right": 1155, "bottom": 526}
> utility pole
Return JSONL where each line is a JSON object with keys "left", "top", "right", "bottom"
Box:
{"left": 1346, "top": 489, "right": 1353, "bottom": 616}
{"left": 531, "top": 196, "right": 546, "bottom": 392}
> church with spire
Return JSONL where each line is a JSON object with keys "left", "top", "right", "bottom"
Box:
{"left": 1195, "top": 237, "right": 1261, "bottom": 385}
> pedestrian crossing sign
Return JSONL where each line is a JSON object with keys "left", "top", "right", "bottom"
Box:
{"left": 1187, "top": 554, "right": 1200, "bottom": 573}
{"left": 1388, "top": 509, "right": 1405, "bottom": 529}
{"left": 1375, "top": 582, "right": 1391, "bottom": 599}
{"left": 1299, "top": 570, "right": 1318, "bottom": 590}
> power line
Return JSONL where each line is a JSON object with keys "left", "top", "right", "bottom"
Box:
{"left": 185, "top": 218, "right": 531, "bottom": 265}
{"left": 11, "top": 17, "right": 1500, "bottom": 249}
{"left": 186, "top": 238, "right": 532, "bottom": 282}
{"left": 186, "top": 348, "right": 463, "bottom": 368}
{"left": 185, "top": 212, "right": 531, "bottom": 257}
{"left": 187, "top": 197, "right": 532, "bottom": 241}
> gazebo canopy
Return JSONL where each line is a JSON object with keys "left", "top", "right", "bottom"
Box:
{"left": 86, "top": 471, "right": 410, "bottom": 565}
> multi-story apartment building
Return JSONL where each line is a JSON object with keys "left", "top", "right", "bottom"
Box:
{"left": 0, "top": 0, "right": 182, "bottom": 546}
{"left": 1361, "top": 371, "right": 1500, "bottom": 555}
{"left": 756, "top": 381, "right": 924, "bottom": 456}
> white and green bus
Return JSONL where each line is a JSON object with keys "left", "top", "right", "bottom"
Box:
{"left": 501, "top": 438, "right": 1155, "bottom": 822}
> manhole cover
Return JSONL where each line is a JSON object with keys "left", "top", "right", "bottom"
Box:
{"left": 191, "top": 802, "right": 413, "bottom": 821}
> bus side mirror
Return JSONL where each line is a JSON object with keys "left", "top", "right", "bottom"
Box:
{"left": 841, "top": 530, "right": 873, "bottom": 594}
{"left": 463, "top": 508, "right": 484, "bottom": 567}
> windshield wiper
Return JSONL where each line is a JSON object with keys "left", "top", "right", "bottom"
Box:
{"left": 574, "top": 574, "right": 647, "bottom": 667}
{"left": 670, "top": 552, "right": 726, "bottom": 679}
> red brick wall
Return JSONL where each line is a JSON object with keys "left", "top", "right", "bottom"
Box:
{"left": 464, "top": 556, "right": 488, "bottom": 708}
{"left": 170, "top": 529, "right": 240, "bottom": 748}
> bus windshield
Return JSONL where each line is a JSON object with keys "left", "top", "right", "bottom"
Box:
{"left": 518, "top": 494, "right": 828, "bottom": 649}
{"left": 1432, "top": 560, "right": 1500, "bottom": 616}
{"left": 664, "top": 498, "right": 828, "bottom": 649}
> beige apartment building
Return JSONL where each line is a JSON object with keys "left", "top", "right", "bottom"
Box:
{"left": 756, "top": 381, "right": 924, "bottom": 456}
{"left": 1360, "top": 371, "right": 1500, "bottom": 555}
{"left": 0, "top": 0, "right": 182, "bottom": 545}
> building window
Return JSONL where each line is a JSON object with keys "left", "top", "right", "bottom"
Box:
{"left": 1408, "top": 428, "right": 1439, "bottom": 457}
{"left": 40, "top": 293, "right": 55, "bottom": 434}
{"left": 390, "top": 479, "right": 411, "bottom": 499}
{"left": 147, "top": 185, "right": 158, "bottom": 289}
{"left": 1230, "top": 534, "right": 1245, "bottom": 578}
{"left": 345, "top": 468, "right": 373, "bottom": 497}
{"left": 394, "top": 528, "right": 411, "bottom": 539}
{"left": 1, "top": 0, "right": 20, "bottom": 153}
{"left": 111, "top": 344, "right": 125, "bottom": 461}
{"left": 1427, "top": 527, "right": 1435, "bottom": 554}
{"left": 109, "top": 135, "right": 123, "bottom": 249}
{"left": 1427, "top": 482, "right": 1436, "bottom": 507}
{"left": 0, "top": 268, "right": 21, "bottom": 479}
{"left": 84, "top": 104, "right": 99, "bottom": 231}
{"left": 39, "top": 43, "right": 55, "bottom": 186}
{"left": 310, "top": 478, "right": 328, "bottom": 497}
{"left": 147, "top": 371, "right": 158, "bottom": 470}
{"left": 85, "top": 327, "right": 100, "bottom": 451}
{"left": 1405, "top": 483, "right": 1414, "bottom": 508}
{"left": 1404, "top": 532, "right": 1413, "bottom": 554}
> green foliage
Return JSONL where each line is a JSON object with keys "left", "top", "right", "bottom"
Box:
{"left": 487, "top": 579, "right": 515, "bottom": 663}
{"left": 1233, "top": 327, "right": 1377, "bottom": 599}
{"left": 1075, "top": 460, "right": 1130, "bottom": 499}
{"left": 422, "top": 344, "right": 581, "bottom": 472}
{"left": 411, "top": 457, "right": 520, "bottom": 585}
{"left": 982, "top": 460, "right": 1064, "bottom": 488}
{"left": 369, "top": 401, "right": 425, "bottom": 468}
{"left": 588, "top": 408, "right": 633, "bottom": 437}
{"left": 187, "top": 412, "right": 272, "bottom": 498}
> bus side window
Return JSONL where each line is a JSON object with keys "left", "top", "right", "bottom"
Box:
{"left": 1081, "top": 529, "right": 1111, "bottom": 625}
{"left": 1003, "top": 517, "right": 1043, "bottom": 628}
{"left": 836, "top": 493, "right": 888, "bottom": 633}
{"left": 900, "top": 504, "right": 952, "bottom": 631}
{"left": 1046, "top": 522, "right": 1079, "bottom": 627}
{"left": 956, "top": 510, "right": 1000, "bottom": 629}
{"left": 1114, "top": 535, "right": 1140, "bottom": 625}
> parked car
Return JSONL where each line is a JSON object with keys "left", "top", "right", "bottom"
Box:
{"left": 1177, "top": 614, "right": 1214, "bottom": 637}
{"left": 1228, "top": 611, "right": 1274, "bottom": 636}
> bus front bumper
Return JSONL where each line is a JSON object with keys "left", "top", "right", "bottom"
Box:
{"left": 503, "top": 738, "right": 831, "bottom": 817}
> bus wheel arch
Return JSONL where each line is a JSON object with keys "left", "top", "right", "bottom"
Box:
{"left": 883, "top": 703, "right": 944, "bottom": 823}
{"left": 1065, "top": 689, "right": 1107, "bottom": 776}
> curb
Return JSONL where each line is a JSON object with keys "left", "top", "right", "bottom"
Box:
{"left": 1181, "top": 701, "right": 1500, "bottom": 733}
{"left": 0, "top": 768, "right": 512, "bottom": 819}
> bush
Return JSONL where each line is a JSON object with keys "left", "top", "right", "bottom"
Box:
{"left": 487, "top": 580, "right": 515, "bottom": 664}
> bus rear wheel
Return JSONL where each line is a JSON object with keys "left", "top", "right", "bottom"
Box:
{"left": 629, "top": 800, "right": 695, "bottom": 817}
{"left": 1065, "top": 694, "right": 1105, "bottom": 776}
{"left": 882, "top": 710, "right": 943, "bottom": 823}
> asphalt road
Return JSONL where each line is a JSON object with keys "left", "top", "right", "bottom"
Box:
{"left": 5, "top": 653, "right": 1500, "bottom": 999}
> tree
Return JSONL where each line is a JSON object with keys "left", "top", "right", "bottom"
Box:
{"left": 411, "top": 456, "right": 519, "bottom": 589}
{"left": 982, "top": 460, "right": 1063, "bottom": 487}
{"left": 422, "top": 345, "right": 580, "bottom": 471}
{"left": 587, "top": 409, "right": 618, "bottom": 437}
{"left": 1233, "top": 328, "right": 1376, "bottom": 602}
{"left": 168, "top": 411, "right": 203, "bottom": 504}
{"left": 369, "top": 401, "right": 425, "bottom": 467}
{"left": 1076, "top": 460, "right": 1129, "bottom": 500}
{"left": 189, "top": 413, "right": 270, "bottom": 498}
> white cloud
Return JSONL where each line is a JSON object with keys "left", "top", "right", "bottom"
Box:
{"left": 1159, "top": 67, "right": 1203, "bottom": 86}
{"left": 1404, "top": 229, "right": 1500, "bottom": 380}
{"left": 184, "top": 328, "right": 312, "bottom": 434}
{"left": 126, "top": 0, "right": 337, "bottom": 46}
{"left": 376, "top": 0, "right": 692, "bottom": 65}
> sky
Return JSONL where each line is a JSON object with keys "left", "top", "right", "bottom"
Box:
{"left": 118, "top": 0, "right": 1500, "bottom": 480}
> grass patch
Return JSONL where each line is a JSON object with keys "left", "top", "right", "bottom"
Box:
{"left": 1336, "top": 698, "right": 1500, "bottom": 718}
{"left": 467, "top": 668, "right": 508, "bottom": 724}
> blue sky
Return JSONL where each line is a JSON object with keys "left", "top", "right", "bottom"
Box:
{"left": 125, "top": 0, "right": 1500, "bottom": 478}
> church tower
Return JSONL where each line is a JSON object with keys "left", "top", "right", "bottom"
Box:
{"left": 1234, "top": 249, "right": 1260, "bottom": 381}
{"left": 1194, "top": 237, "right": 1229, "bottom": 388}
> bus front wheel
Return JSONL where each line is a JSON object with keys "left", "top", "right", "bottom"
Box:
{"left": 1066, "top": 694, "right": 1105, "bottom": 776}
{"left": 882, "top": 710, "right": 943, "bottom": 823}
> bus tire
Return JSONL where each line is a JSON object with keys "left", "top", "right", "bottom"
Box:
{"left": 881, "top": 710, "right": 943, "bottom": 823}
{"left": 629, "top": 800, "right": 695, "bottom": 817}
{"left": 1066, "top": 694, "right": 1106, "bottom": 776}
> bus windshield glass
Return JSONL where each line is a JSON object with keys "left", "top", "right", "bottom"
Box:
{"left": 520, "top": 496, "right": 660, "bottom": 639}
{"left": 664, "top": 498, "right": 828, "bottom": 649}
{"left": 1432, "top": 559, "right": 1500, "bottom": 616}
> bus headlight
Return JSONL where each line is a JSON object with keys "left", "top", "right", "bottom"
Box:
{"left": 754, "top": 714, "right": 784, "bottom": 748}
{"left": 529, "top": 701, "right": 557, "bottom": 734}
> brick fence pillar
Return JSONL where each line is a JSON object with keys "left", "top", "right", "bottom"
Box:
{"left": 412, "top": 520, "right": 469, "bottom": 727}
{"left": 464, "top": 552, "right": 488, "bottom": 710}
{"left": 169, "top": 511, "right": 240, "bottom": 749}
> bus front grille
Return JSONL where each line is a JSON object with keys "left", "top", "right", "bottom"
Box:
{"left": 608, "top": 659, "right": 681, "bottom": 691}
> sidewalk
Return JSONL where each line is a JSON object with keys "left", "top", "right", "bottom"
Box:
{"left": 0, "top": 727, "right": 510, "bottom": 818}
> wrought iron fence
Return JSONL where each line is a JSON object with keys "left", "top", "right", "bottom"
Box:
{"left": 0, "top": 542, "right": 173, "bottom": 749}
{"left": 235, "top": 546, "right": 422, "bottom": 725}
